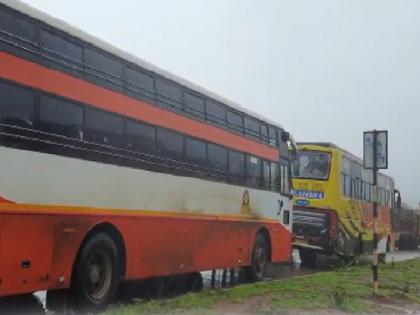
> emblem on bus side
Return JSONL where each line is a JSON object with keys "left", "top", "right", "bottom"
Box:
{"left": 240, "top": 190, "right": 252, "bottom": 215}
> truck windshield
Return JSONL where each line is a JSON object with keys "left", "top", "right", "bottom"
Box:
{"left": 292, "top": 151, "right": 331, "bottom": 180}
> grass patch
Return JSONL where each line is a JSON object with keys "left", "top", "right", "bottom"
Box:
{"left": 103, "top": 258, "right": 420, "bottom": 315}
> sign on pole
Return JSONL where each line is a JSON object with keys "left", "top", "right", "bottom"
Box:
{"left": 363, "top": 129, "right": 388, "bottom": 294}
{"left": 363, "top": 130, "right": 388, "bottom": 169}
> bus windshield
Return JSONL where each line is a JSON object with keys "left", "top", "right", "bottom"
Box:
{"left": 292, "top": 151, "right": 331, "bottom": 180}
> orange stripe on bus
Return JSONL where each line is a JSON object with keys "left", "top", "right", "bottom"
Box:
{"left": 0, "top": 52, "right": 279, "bottom": 161}
{"left": 0, "top": 202, "right": 278, "bottom": 224}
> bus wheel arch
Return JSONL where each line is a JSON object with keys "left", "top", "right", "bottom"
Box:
{"left": 70, "top": 222, "right": 127, "bottom": 309}
{"left": 75, "top": 222, "right": 127, "bottom": 277}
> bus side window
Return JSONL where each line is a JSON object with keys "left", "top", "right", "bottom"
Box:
{"left": 351, "top": 178, "right": 357, "bottom": 198}
{"left": 207, "top": 143, "right": 228, "bottom": 174}
{"left": 185, "top": 137, "right": 207, "bottom": 166}
{"left": 156, "top": 128, "right": 184, "bottom": 161}
{"left": 381, "top": 189, "right": 386, "bottom": 206}
{"left": 39, "top": 94, "right": 83, "bottom": 139}
{"left": 126, "top": 66, "right": 155, "bottom": 104}
{"left": 270, "top": 162, "right": 280, "bottom": 192}
{"left": 260, "top": 124, "right": 269, "bottom": 144}
{"left": 228, "top": 150, "right": 245, "bottom": 185}
{"left": 246, "top": 155, "right": 261, "bottom": 188}
{"left": 40, "top": 29, "right": 83, "bottom": 75}
{"left": 227, "top": 110, "right": 244, "bottom": 134}
{"left": 282, "top": 165, "right": 290, "bottom": 195}
{"left": 0, "top": 81, "right": 35, "bottom": 128}
{"left": 361, "top": 181, "right": 365, "bottom": 200}
{"left": 206, "top": 100, "right": 226, "bottom": 127}
{"left": 268, "top": 126, "right": 278, "bottom": 146}
{"left": 244, "top": 117, "right": 260, "bottom": 141}
{"left": 355, "top": 178, "right": 361, "bottom": 200}
{"left": 126, "top": 119, "right": 156, "bottom": 154}
{"left": 0, "top": 7, "right": 38, "bottom": 61}
{"left": 344, "top": 175, "right": 351, "bottom": 197}
{"left": 0, "top": 7, "right": 36, "bottom": 40}
{"left": 184, "top": 92, "right": 205, "bottom": 120}
{"left": 85, "top": 48, "right": 124, "bottom": 78}
{"left": 85, "top": 48, "right": 124, "bottom": 92}
{"left": 155, "top": 79, "right": 183, "bottom": 113}
{"left": 388, "top": 190, "right": 392, "bottom": 207}
{"left": 262, "top": 160, "right": 271, "bottom": 189}
{"left": 85, "top": 108, "right": 124, "bottom": 147}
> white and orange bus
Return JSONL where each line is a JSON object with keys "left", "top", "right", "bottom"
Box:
{"left": 0, "top": 0, "right": 294, "bottom": 309}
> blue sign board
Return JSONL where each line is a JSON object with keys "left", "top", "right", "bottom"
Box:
{"left": 293, "top": 190, "right": 325, "bottom": 200}
{"left": 295, "top": 199, "right": 310, "bottom": 207}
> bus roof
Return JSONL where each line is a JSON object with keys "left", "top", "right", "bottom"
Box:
{"left": 2, "top": 0, "right": 283, "bottom": 129}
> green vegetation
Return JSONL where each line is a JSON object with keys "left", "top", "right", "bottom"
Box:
{"left": 104, "top": 259, "right": 420, "bottom": 315}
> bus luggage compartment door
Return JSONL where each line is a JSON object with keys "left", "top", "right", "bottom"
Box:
{"left": 0, "top": 214, "right": 54, "bottom": 297}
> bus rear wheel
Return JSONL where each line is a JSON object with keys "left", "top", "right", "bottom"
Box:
{"left": 245, "top": 233, "right": 269, "bottom": 282}
{"left": 71, "top": 233, "right": 120, "bottom": 311}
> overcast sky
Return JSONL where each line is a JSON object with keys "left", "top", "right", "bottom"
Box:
{"left": 23, "top": 0, "right": 420, "bottom": 207}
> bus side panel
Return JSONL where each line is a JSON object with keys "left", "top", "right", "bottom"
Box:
{"left": 48, "top": 214, "right": 290, "bottom": 283}
{"left": 122, "top": 216, "right": 196, "bottom": 279}
{"left": 269, "top": 224, "right": 292, "bottom": 262}
{"left": 0, "top": 214, "right": 55, "bottom": 296}
{"left": 49, "top": 215, "right": 102, "bottom": 292}
{"left": 0, "top": 211, "right": 292, "bottom": 297}
{"left": 0, "top": 213, "right": 103, "bottom": 297}
{"left": 122, "top": 217, "right": 291, "bottom": 280}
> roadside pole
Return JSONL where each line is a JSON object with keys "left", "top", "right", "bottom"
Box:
{"left": 363, "top": 130, "right": 388, "bottom": 295}
{"left": 372, "top": 131, "right": 379, "bottom": 293}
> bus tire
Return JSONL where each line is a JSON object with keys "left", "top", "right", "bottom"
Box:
{"left": 70, "top": 232, "right": 120, "bottom": 311}
{"left": 299, "top": 249, "right": 317, "bottom": 267}
{"left": 245, "top": 233, "right": 269, "bottom": 282}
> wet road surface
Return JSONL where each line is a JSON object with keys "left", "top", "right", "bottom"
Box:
{"left": 0, "top": 249, "right": 418, "bottom": 315}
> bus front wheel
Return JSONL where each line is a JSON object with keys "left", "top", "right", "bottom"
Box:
{"left": 71, "top": 232, "right": 120, "bottom": 310}
{"left": 245, "top": 233, "right": 269, "bottom": 282}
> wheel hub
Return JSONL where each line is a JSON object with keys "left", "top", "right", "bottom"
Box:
{"left": 89, "top": 265, "right": 101, "bottom": 284}
{"left": 255, "top": 247, "right": 267, "bottom": 274}
{"left": 85, "top": 251, "right": 112, "bottom": 301}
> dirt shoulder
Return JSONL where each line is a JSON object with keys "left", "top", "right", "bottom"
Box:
{"left": 103, "top": 259, "right": 420, "bottom": 315}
